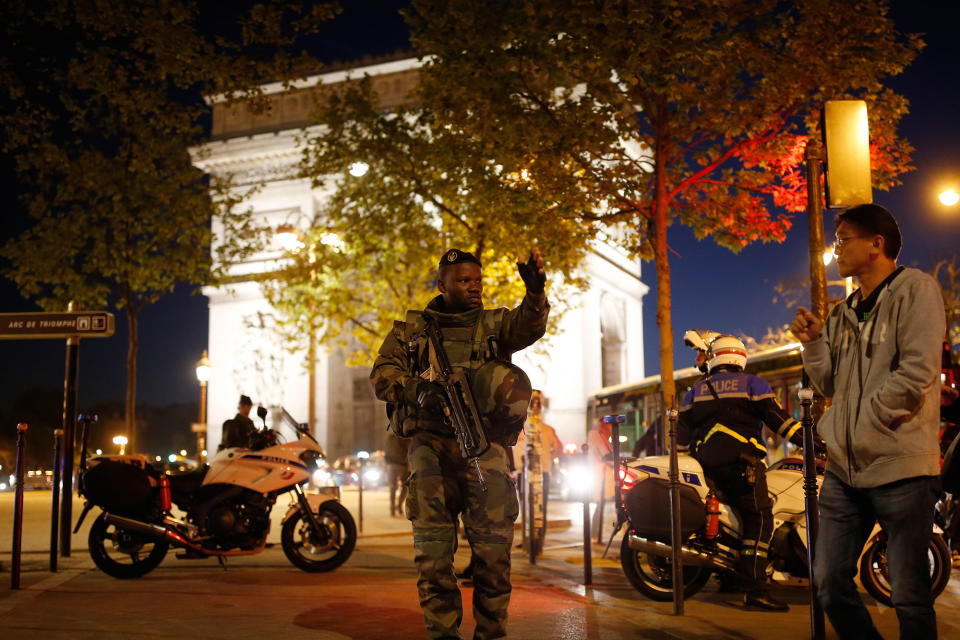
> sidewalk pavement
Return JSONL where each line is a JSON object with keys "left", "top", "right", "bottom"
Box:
{"left": 3, "top": 488, "right": 959, "bottom": 639}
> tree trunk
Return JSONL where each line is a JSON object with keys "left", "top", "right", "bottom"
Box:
{"left": 652, "top": 144, "right": 676, "bottom": 413}
{"left": 126, "top": 309, "right": 139, "bottom": 453}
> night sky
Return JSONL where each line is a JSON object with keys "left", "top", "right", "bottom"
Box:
{"left": 1, "top": 0, "right": 958, "bottom": 450}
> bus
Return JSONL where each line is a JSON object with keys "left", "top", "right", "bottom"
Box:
{"left": 588, "top": 342, "right": 807, "bottom": 460}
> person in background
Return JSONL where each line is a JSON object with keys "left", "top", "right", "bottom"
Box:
{"left": 219, "top": 395, "right": 257, "bottom": 450}
{"left": 586, "top": 415, "right": 614, "bottom": 538}
{"left": 385, "top": 431, "right": 410, "bottom": 517}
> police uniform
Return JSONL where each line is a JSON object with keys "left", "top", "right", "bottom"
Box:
{"left": 678, "top": 369, "right": 803, "bottom": 595}
{"left": 219, "top": 395, "right": 257, "bottom": 450}
{"left": 370, "top": 249, "right": 549, "bottom": 640}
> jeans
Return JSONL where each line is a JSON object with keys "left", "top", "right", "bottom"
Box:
{"left": 815, "top": 472, "right": 940, "bottom": 639}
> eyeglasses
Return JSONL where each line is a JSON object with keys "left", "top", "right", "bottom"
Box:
{"left": 833, "top": 235, "right": 866, "bottom": 252}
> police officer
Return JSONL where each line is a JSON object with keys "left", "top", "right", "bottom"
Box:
{"left": 677, "top": 335, "right": 804, "bottom": 611}
{"left": 683, "top": 328, "right": 721, "bottom": 373}
{"left": 370, "top": 247, "right": 549, "bottom": 640}
{"left": 219, "top": 395, "right": 257, "bottom": 450}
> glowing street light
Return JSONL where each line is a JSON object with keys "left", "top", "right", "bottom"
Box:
{"left": 112, "top": 435, "right": 128, "bottom": 455}
{"left": 348, "top": 161, "right": 369, "bottom": 177}
{"left": 275, "top": 223, "right": 305, "bottom": 251}
{"left": 940, "top": 189, "right": 960, "bottom": 207}
{"left": 195, "top": 350, "right": 211, "bottom": 462}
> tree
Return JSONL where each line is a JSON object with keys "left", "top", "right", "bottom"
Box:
{"left": 0, "top": 0, "right": 337, "bottom": 449}
{"left": 265, "top": 77, "right": 594, "bottom": 371}
{"left": 407, "top": 0, "right": 919, "bottom": 407}
{"left": 933, "top": 258, "right": 960, "bottom": 349}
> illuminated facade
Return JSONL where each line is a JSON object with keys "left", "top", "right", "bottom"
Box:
{"left": 194, "top": 57, "right": 647, "bottom": 458}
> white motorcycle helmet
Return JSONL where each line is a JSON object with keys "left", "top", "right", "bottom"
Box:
{"left": 706, "top": 334, "right": 748, "bottom": 373}
{"left": 683, "top": 329, "right": 720, "bottom": 352}
{"left": 684, "top": 329, "right": 721, "bottom": 373}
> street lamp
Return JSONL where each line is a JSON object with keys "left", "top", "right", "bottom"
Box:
{"left": 195, "top": 350, "right": 210, "bottom": 462}
{"left": 940, "top": 189, "right": 959, "bottom": 207}
{"left": 348, "top": 161, "right": 369, "bottom": 177}
{"left": 112, "top": 435, "right": 128, "bottom": 455}
{"left": 274, "top": 223, "right": 324, "bottom": 437}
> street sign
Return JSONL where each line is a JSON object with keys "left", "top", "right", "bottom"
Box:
{"left": 0, "top": 311, "right": 115, "bottom": 340}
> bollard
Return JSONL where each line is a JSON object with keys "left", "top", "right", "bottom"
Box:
{"left": 12, "top": 423, "right": 28, "bottom": 589}
{"left": 581, "top": 443, "right": 592, "bottom": 586}
{"left": 595, "top": 475, "right": 605, "bottom": 545}
{"left": 60, "top": 332, "right": 80, "bottom": 557}
{"left": 602, "top": 414, "right": 627, "bottom": 559}
{"left": 357, "top": 457, "right": 365, "bottom": 534}
{"left": 799, "top": 387, "right": 825, "bottom": 640}
{"left": 50, "top": 428, "right": 64, "bottom": 572}
{"left": 666, "top": 403, "right": 684, "bottom": 616}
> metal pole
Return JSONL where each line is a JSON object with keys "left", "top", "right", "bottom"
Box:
{"left": 12, "top": 423, "right": 28, "bottom": 589}
{"left": 527, "top": 467, "right": 536, "bottom": 564}
{"left": 666, "top": 403, "right": 684, "bottom": 616}
{"left": 805, "top": 138, "right": 829, "bottom": 323}
{"left": 197, "top": 381, "right": 207, "bottom": 463}
{"left": 50, "top": 428, "right": 63, "bottom": 572}
{"left": 581, "top": 443, "right": 592, "bottom": 586}
{"left": 799, "top": 387, "right": 825, "bottom": 640}
{"left": 595, "top": 472, "right": 605, "bottom": 545}
{"left": 357, "top": 458, "right": 364, "bottom": 534}
{"left": 60, "top": 331, "right": 80, "bottom": 556}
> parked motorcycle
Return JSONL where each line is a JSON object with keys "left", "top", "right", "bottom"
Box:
{"left": 616, "top": 454, "right": 951, "bottom": 606}
{"left": 74, "top": 408, "right": 356, "bottom": 579}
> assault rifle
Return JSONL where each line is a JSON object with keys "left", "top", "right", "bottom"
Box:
{"left": 420, "top": 315, "right": 490, "bottom": 491}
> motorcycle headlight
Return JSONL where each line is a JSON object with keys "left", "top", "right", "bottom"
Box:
{"left": 299, "top": 449, "right": 323, "bottom": 470}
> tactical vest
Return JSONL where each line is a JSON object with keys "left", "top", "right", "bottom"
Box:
{"left": 387, "top": 308, "right": 507, "bottom": 439}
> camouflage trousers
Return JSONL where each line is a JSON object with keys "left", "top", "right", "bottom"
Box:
{"left": 406, "top": 431, "right": 519, "bottom": 640}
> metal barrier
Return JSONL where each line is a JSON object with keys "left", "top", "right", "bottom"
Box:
{"left": 50, "top": 428, "right": 64, "bottom": 571}
{"left": 11, "top": 423, "right": 28, "bottom": 589}
{"left": 581, "top": 443, "right": 592, "bottom": 586}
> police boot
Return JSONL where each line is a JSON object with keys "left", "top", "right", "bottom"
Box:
{"left": 743, "top": 590, "right": 789, "bottom": 612}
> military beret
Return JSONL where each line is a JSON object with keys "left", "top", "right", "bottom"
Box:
{"left": 438, "top": 248, "right": 482, "bottom": 268}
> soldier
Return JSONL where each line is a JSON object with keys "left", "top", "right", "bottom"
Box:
{"left": 370, "top": 247, "right": 549, "bottom": 640}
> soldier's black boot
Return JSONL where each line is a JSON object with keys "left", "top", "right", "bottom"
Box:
{"left": 743, "top": 590, "right": 789, "bottom": 611}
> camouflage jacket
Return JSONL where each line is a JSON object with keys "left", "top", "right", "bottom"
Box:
{"left": 370, "top": 292, "right": 549, "bottom": 439}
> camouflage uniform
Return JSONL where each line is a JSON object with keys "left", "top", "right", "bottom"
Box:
{"left": 371, "top": 292, "right": 549, "bottom": 639}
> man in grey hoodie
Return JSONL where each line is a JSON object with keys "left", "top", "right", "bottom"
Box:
{"left": 792, "top": 204, "right": 944, "bottom": 639}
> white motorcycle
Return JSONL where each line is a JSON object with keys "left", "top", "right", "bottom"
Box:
{"left": 74, "top": 408, "right": 356, "bottom": 578}
{"left": 617, "top": 454, "right": 951, "bottom": 606}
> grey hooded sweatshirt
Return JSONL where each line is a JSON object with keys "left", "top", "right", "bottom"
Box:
{"left": 801, "top": 267, "right": 945, "bottom": 488}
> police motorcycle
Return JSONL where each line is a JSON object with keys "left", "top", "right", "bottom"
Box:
{"left": 74, "top": 408, "right": 356, "bottom": 579}
{"left": 616, "top": 451, "right": 952, "bottom": 605}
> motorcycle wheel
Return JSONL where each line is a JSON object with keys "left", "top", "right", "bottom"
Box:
{"left": 620, "top": 533, "right": 711, "bottom": 601}
{"left": 281, "top": 501, "right": 357, "bottom": 573}
{"left": 88, "top": 514, "right": 169, "bottom": 579}
{"left": 859, "top": 532, "right": 951, "bottom": 607}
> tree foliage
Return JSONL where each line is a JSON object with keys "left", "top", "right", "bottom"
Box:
{"left": 933, "top": 258, "right": 960, "bottom": 349}
{"left": 0, "top": 0, "right": 337, "bottom": 446}
{"left": 407, "top": 0, "right": 920, "bottom": 403}
{"left": 271, "top": 78, "right": 594, "bottom": 365}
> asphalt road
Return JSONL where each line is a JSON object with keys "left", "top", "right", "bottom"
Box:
{"left": 2, "top": 489, "right": 959, "bottom": 639}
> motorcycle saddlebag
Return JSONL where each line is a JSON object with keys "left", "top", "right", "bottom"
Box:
{"left": 81, "top": 458, "right": 155, "bottom": 513}
{"left": 624, "top": 477, "right": 705, "bottom": 543}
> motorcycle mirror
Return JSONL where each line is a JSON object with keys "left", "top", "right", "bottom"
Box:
{"left": 257, "top": 406, "right": 268, "bottom": 420}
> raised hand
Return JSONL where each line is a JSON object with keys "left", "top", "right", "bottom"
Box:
{"left": 791, "top": 307, "right": 823, "bottom": 343}
{"left": 516, "top": 247, "right": 546, "bottom": 294}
